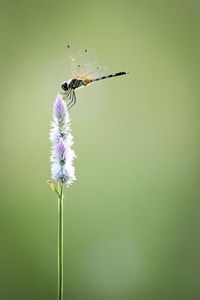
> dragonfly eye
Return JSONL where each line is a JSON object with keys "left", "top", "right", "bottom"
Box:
{"left": 61, "top": 81, "right": 69, "bottom": 91}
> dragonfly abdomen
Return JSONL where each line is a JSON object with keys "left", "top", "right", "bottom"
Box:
{"left": 91, "top": 71, "right": 128, "bottom": 82}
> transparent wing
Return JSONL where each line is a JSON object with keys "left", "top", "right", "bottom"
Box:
{"left": 66, "top": 44, "right": 107, "bottom": 79}
{"left": 86, "top": 65, "right": 108, "bottom": 80}
{"left": 67, "top": 44, "right": 79, "bottom": 78}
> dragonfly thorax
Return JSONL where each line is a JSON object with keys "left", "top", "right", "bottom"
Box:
{"left": 68, "top": 78, "right": 85, "bottom": 90}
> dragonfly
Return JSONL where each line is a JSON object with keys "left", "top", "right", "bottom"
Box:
{"left": 61, "top": 44, "right": 128, "bottom": 109}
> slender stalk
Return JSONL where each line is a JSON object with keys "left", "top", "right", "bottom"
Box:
{"left": 58, "top": 183, "right": 64, "bottom": 300}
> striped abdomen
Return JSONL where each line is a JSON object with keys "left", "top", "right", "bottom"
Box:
{"left": 91, "top": 71, "right": 128, "bottom": 82}
{"left": 69, "top": 71, "right": 128, "bottom": 90}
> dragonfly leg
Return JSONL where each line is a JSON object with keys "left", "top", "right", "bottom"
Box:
{"left": 62, "top": 90, "right": 72, "bottom": 105}
{"left": 67, "top": 90, "right": 76, "bottom": 110}
{"left": 64, "top": 91, "right": 71, "bottom": 99}
{"left": 67, "top": 90, "right": 74, "bottom": 108}
{"left": 73, "top": 90, "right": 76, "bottom": 106}
{"left": 60, "top": 91, "right": 70, "bottom": 101}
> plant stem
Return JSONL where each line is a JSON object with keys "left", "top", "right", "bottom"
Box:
{"left": 58, "top": 183, "right": 64, "bottom": 300}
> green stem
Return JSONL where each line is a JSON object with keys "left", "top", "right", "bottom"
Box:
{"left": 58, "top": 183, "right": 64, "bottom": 300}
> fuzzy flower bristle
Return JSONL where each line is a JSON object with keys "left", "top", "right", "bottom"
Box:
{"left": 50, "top": 94, "right": 76, "bottom": 185}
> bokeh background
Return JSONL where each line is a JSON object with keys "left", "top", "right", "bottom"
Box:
{"left": 0, "top": 0, "right": 199, "bottom": 299}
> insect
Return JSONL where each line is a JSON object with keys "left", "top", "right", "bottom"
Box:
{"left": 61, "top": 44, "right": 128, "bottom": 109}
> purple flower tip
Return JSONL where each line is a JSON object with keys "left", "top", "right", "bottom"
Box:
{"left": 54, "top": 94, "right": 68, "bottom": 123}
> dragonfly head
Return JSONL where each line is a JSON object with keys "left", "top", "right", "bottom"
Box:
{"left": 61, "top": 81, "right": 69, "bottom": 91}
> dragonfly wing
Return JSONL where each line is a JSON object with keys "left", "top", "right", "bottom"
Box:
{"left": 86, "top": 66, "right": 108, "bottom": 80}
{"left": 67, "top": 45, "right": 108, "bottom": 80}
{"left": 67, "top": 44, "right": 80, "bottom": 78}
{"left": 75, "top": 48, "right": 98, "bottom": 78}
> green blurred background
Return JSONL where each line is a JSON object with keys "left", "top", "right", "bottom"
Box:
{"left": 0, "top": 0, "right": 199, "bottom": 299}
